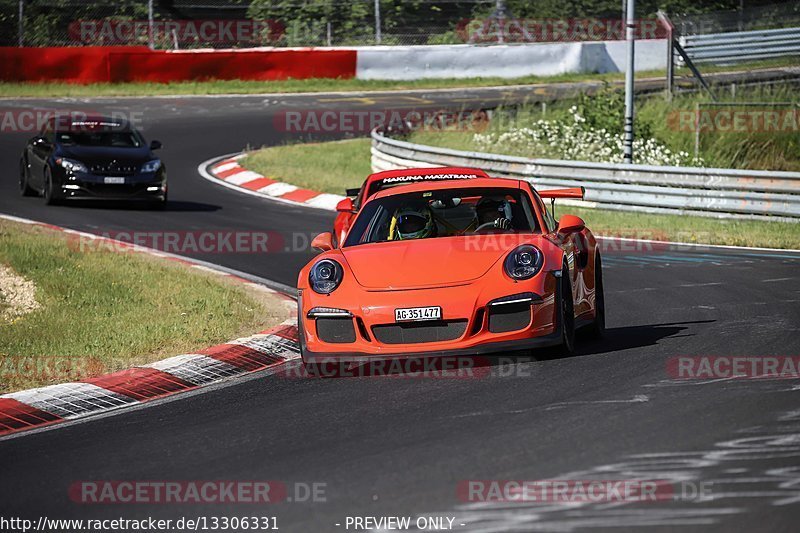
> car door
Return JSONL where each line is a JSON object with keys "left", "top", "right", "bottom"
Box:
{"left": 27, "top": 119, "right": 55, "bottom": 188}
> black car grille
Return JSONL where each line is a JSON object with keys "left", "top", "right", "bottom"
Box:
{"left": 372, "top": 320, "right": 468, "bottom": 345}
{"left": 89, "top": 162, "right": 137, "bottom": 176}
{"left": 316, "top": 318, "right": 356, "bottom": 344}
{"left": 488, "top": 303, "right": 531, "bottom": 333}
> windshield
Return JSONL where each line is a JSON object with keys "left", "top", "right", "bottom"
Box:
{"left": 344, "top": 187, "right": 538, "bottom": 247}
{"left": 56, "top": 128, "right": 143, "bottom": 148}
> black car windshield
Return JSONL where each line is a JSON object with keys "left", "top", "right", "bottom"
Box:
{"left": 57, "top": 128, "right": 143, "bottom": 148}
{"left": 344, "top": 187, "right": 539, "bottom": 247}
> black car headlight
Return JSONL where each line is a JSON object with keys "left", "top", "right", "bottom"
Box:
{"left": 309, "top": 259, "right": 343, "bottom": 294}
{"left": 55, "top": 158, "right": 88, "bottom": 173}
{"left": 141, "top": 159, "right": 162, "bottom": 173}
{"left": 504, "top": 245, "right": 543, "bottom": 280}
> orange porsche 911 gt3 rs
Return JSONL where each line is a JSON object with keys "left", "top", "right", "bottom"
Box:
{"left": 297, "top": 168, "right": 604, "bottom": 364}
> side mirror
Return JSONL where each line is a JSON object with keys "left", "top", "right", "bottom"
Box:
{"left": 557, "top": 214, "right": 585, "bottom": 234}
{"left": 336, "top": 197, "right": 354, "bottom": 213}
{"left": 150, "top": 140, "right": 162, "bottom": 150}
{"left": 311, "top": 232, "right": 334, "bottom": 252}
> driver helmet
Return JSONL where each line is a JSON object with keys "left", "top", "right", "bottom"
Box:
{"left": 396, "top": 205, "right": 435, "bottom": 240}
{"left": 476, "top": 197, "right": 511, "bottom": 225}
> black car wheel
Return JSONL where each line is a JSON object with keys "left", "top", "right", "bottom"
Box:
{"left": 19, "top": 159, "right": 36, "bottom": 197}
{"left": 148, "top": 190, "right": 168, "bottom": 210}
{"left": 559, "top": 265, "right": 576, "bottom": 356}
{"left": 43, "top": 168, "right": 59, "bottom": 205}
{"left": 585, "top": 253, "right": 606, "bottom": 339}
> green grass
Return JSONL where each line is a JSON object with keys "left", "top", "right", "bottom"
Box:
{"left": 0, "top": 71, "right": 655, "bottom": 98}
{"left": 241, "top": 139, "right": 372, "bottom": 194}
{"left": 563, "top": 206, "right": 799, "bottom": 249}
{"left": 239, "top": 139, "right": 800, "bottom": 249}
{"left": 0, "top": 220, "right": 288, "bottom": 393}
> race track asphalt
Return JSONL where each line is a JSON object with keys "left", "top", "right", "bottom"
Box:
{"left": 1, "top": 82, "right": 799, "bottom": 532}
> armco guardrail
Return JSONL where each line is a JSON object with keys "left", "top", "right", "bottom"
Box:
{"left": 680, "top": 27, "right": 800, "bottom": 64}
{"left": 371, "top": 129, "right": 800, "bottom": 220}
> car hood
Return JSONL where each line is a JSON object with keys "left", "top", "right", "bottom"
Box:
{"left": 58, "top": 145, "right": 152, "bottom": 165}
{"left": 341, "top": 235, "right": 536, "bottom": 289}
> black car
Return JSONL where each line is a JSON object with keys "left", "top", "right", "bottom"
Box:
{"left": 19, "top": 115, "right": 167, "bottom": 207}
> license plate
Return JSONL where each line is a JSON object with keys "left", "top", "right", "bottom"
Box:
{"left": 104, "top": 177, "right": 125, "bottom": 184}
{"left": 395, "top": 306, "right": 442, "bottom": 322}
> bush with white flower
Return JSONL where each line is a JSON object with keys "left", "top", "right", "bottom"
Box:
{"left": 474, "top": 105, "right": 703, "bottom": 167}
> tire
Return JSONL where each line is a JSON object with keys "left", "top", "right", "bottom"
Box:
{"left": 148, "top": 190, "right": 168, "bottom": 210}
{"left": 19, "top": 159, "right": 35, "bottom": 197}
{"left": 585, "top": 253, "right": 606, "bottom": 339}
{"left": 43, "top": 167, "right": 59, "bottom": 205}
{"left": 559, "top": 265, "right": 576, "bottom": 356}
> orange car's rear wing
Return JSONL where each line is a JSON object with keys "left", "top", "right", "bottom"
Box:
{"left": 538, "top": 187, "right": 585, "bottom": 200}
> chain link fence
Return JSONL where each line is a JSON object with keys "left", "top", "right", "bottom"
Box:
{"left": 3, "top": 0, "right": 800, "bottom": 49}
{"left": 2, "top": 0, "right": 494, "bottom": 48}
{"left": 670, "top": 0, "right": 800, "bottom": 36}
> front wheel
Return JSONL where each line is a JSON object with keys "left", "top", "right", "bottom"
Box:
{"left": 43, "top": 168, "right": 60, "bottom": 205}
{"left": 148, "top": 192, "right": 168, "bottom": 210}
{"left": 559, "top": 266, "right": 576, "bottom": 356}
{"left": 585, "top": 253, "right": 605, "bottom": 339}
{"left": 19, "top": 159, "right": 35, "bottom": 197}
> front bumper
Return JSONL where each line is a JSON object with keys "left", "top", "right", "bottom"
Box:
{"left": 56, "top": 168, "right": 166, "bottom": 201}
{"left": 300, "top": 327, "right": 562, "bottom": 363}
{"left": 299, "top": 271, "right": 561, "bottom": 361}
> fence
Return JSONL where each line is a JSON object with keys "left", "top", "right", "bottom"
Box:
{"left": 370, "top": 129, "right": 800, "bottom": 221}
{"left": 6, "top": 0, "right": 800, "bottom": 49}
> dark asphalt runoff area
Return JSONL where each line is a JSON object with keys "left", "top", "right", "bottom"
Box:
{"left": 1, "top": 74, "right": 799, "bottom": 532}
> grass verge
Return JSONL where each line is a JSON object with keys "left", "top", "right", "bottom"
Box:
{"left": 0, "top": 219, "right": 289, "bottom": 393}
{"left": 241, "top": 139, "right": 372, "bottom": 194}
{"left": 240, "top": 139, "right": 800, "bottom": 249}
{"left": 0, "top": 71, "right": 650, "bottom": 98}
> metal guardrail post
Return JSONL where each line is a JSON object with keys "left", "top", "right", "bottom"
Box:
{"left": 656, "top": 11, "right": 675, "bottom": 101}
{"left": 148, "top": 0, "right": 155, "bottom": 50}
{"left": 17, "top": 0, "right": 23, "bottom": 47}
{"left": 622, "top": 0, "right": 635, "bottom": 164}
{"left": 374, "top": 0, "right": 382, "bottom": 44}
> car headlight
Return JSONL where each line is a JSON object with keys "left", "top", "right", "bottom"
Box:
{"left": 504, "top": 245, "right": 543, "bottom": 280}
{"left": 309, "top": 259, "right": 343, "bottom": 294}
{"left": 141, "top": 159, "right": 162, "bottom": 173}
{"left": 55, "top": 158, "right": 88, "bottom": 173}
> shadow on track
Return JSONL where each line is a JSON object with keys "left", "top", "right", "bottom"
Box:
{"left": 572, "top": 319, "right": 716, "bottom": 357}
{"left": 285, "top": 320, "right": 717, "bottom": 380}
{"left": 63, "top": 200, "right": 221, "bottom": 212}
